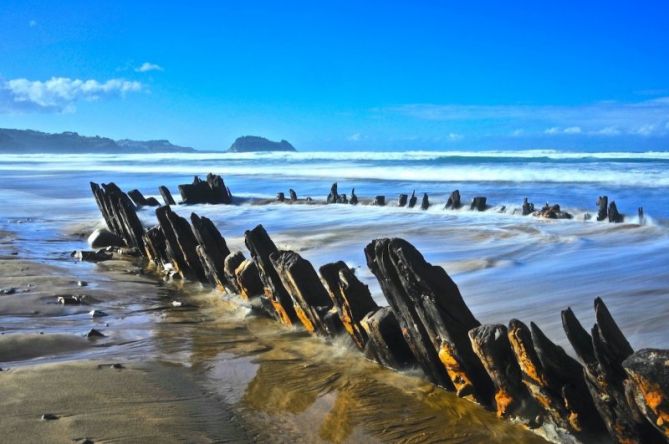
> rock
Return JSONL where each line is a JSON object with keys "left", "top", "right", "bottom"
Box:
{"left": 445, "top": 190, "right": 462, "bottom": 209}
{"left": 227, "top": 135, "right": 296, "bottom": 152}
{"left": 72, "top": 250, "right": 113, "bottom": 262}
{"left": 87, "top": 228, "right": 124, "bottom": 249}
{"left": 276, "top": 192, "right": 285, "bottom": 202}
{"left": 244, "top": 225, "right": 299, "bottom": 325}
{"left": 77, "top": 280, "right": 88, "bottom": 287}
{"left": 408, "top": 190, "right": 417, "bottom": 208}
{"left": 522, "top": 198, "right": 534, "bottom": 216}
{"left": 361, "top": 307, "right": 416, "bottom": 370}
{"left": 327, "top": 182, "right": 339, "bottom": 204}
{"left": 270, "top": 250, "right": 334, "bottom": 335}
{"left": 159, "top": 185, "right": 176, "bottom": 205}
{"left": 365, "top": 238, "right": 494, "bottom": 402}
{"left": 0, "top": 287, "right": 16, "bottom": 295}
{"left": 398, "top": 193, "right": 408, "bottom": 207}
{"left": 623, "top": 349, "right": 669, "bottom": 441}
{"left": 597, "top": 196, "right": 608, "bottom": 221}
{"left": 41, "top": 413, "right": 59, "bottom": 421}
{"left": 373, "top": 196, "right": 386, "bottom": 206}
{"left": 178, "top": 173, "right": 232, "bottom": 205}
{"left": 609, "top": 201, "right": 624, "bottom": 223}
{"left": 86, "top": 328, "right": 106, "bottom": 338}
{"left": 319, "top": 261, "right": 379, "bottom": 350}
{"left": 350, "top": 188, "right": 358, "bottom": 205}
{"left": 171, "top": 300, "right": 183, "bottom": 307}
{"left": 89, "top": 309, "right": 108, "bottom": 318}
{"left": 470, "top": 196, "right": 487, "bottom": 211}
{"left": 421, "top": 193, "right": 430, "bottom": 210}
{"left": 533, "top": 203, "right": 573, "bottom": 219}
{"left": 58, "top": 295, "right": 82, "bottom": 305}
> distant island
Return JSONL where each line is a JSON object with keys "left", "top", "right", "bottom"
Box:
{"left": 0, "top": 128, "right": 196, "bottom": 153}
{"left": 227, "top": 136, "right": 296, "bottom": 153}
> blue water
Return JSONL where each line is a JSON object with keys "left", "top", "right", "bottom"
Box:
{"left": 1, "top": 150, "right": 668, "bottom": 353}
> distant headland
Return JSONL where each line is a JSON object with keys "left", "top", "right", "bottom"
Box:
{"left": 0, "top": 128, "right": 196, "bottom": 154}
{"left": 227, "top": 136, "right": 296, "bottom": 153}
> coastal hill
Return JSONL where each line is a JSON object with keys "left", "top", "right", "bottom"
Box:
{"left": 0, "top": 128, "right": 196, "bottom": 153}
{"left": 227, "top": 135, "right": 296, "bottom": 153}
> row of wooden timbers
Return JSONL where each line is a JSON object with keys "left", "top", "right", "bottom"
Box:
{"left": 124, "top": 172, "right": 633, "bottom": 223}
{"left": 90, "top": 177, "right": 666, "bottom": 444}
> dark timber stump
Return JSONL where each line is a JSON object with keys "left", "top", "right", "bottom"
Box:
{"left": 289, "top": 189, "right": 298, "bottom": 201}
{"left": 623, "top": 349, "right": 669, "bottom": 441}
{"left": 235, "top": 259, "right": 264, "bottom": 301}
{"left": 522, "top": 198, "right": 534, "bottom": 216}
{"left": 327, "top": 182, "right": 339, "bottom": 203}
{"left": 469, "top": 324, "right": 537, "bottom": 418}
{"left": 223, "top": 251, "right": 246, "bottom": 294}
{"left": 471, "top": 196, "right": 487, "bottom": 212}
{"left": 562, "top": 298, "right": 662, "bottom": 443}
{"left": 421, "top": 193, "right": 430, "bottom": 210}
{"left": 128, "top": 189, "right": 160, "bottom": 207}
{"left": 361, "top": 307, "right": 416, "bottom": 370}
{"left": 270, "top": 250, "right": 334, "bottom": 335}
{"left": 507, "top": 319, "right": 605, "bottom": 438}
{"left": 178, "top": 173, "right": 232, "bottom": 204}
{"left": 373, "top": 196, "right": 386, "bottom": 206}
{"left": 320, "top": 261, "right": 379, "bottom": 350}
{"left": 398, "top": 194, "right": 408, "bottom": 207}
{"left": 190, "top": 213, "right": 230, "bottom": 288}
{"left": 365, "top": 238, "right": 494, "bottom": 403}
{"left": 159, "top": 186, "right": 176, "bottom": 205}
{"left": 609, "top": 201, "right": 624, "bottom": 223}
{"left": 408, "top": 190, "right": 417, "bottom": 208}
{"left": 155, "top": 206, "right": 206, "bottom": 282}
{"left": 597, "top": 196, "right": 609, "bottom": 221}
{"left": 445, "top": 190, "right": 462, "bottom": 209}
{"left": 350, "top": 188, "right": 358, "bottom": 205}
{"left": 244, "top": 225, "right": 299, "bottom": 325}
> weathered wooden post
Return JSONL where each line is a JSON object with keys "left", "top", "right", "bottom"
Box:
{"left": 244, "top": 224, "right": 299, "bottom": 325}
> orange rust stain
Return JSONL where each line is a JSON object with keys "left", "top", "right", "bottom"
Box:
{"left": 268, "top": 294, "right": 293, "bottom": 327}
{"left": 508, "top": 330, "right": 545, "bottom": 386}
{"left": 294, "top": 304, "right": 316, "bottom": 333}
{"left": 495, "top": 389, "right": 515, "bottom": 417}
{"left": 635, "top": 376, "right": 669, "bottom": 436}
{"left": 438, "top": 343, "right": 475, "bottom": 400}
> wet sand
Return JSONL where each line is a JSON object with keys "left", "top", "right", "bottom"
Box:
{"left": 0, "top": 229, "right": 548, "bottom": 443}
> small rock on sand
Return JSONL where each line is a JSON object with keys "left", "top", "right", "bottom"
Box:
{"left": 71, "top": 250, "right": 113, "bottom": 263}
{"left": 89, "top": 310, "right": 108, "bottom": 318}
{"left": 41, "top": 413, "right": 59, "bottom": 421}
{"left": 87, "top": 228, "right": 124, "bottom": 249}
{"left": 86, "top": 329, "right": 106, "bottom": 338}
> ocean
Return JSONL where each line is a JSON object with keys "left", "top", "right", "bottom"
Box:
{"left": 0, "top": 149, "right": 667, "bottom": 442}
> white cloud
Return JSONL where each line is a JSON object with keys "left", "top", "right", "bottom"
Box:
{"left": 0, "top": 77, "right": 142, "bottom": 113}
{"left": 29, "top": 20, "right": 37, "bottom": 28}
{"left": 511, "top": 129, "right": 525, "bottom": 137}
{"left": 634, "top": 124, "right": 656, "bottom": 136}
{"left": 385, "top": 98, "right": 669, "bottom": 137}
{"left": 348, "top": 133, "right": 361, "bottom": 141}
{"left": 593, "top": 126, "right": 621, "bottom": 136}
{"left": 135, "top": 62, "right": 163, "bottom": 73}
{"left": 447, "top": 132, "right": 463, "bottom": 141}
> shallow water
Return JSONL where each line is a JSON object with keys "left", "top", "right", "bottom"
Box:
{"left": 1, "top": 150, "right": 668, "bottom": 442}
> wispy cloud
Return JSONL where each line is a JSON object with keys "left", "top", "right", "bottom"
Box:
{"left": 0, "top": 77, "right": 142, "bottom": 113}
{"left": 135, "top": 62, "right": 163, "bottom": 73}
{"left": 348, "top": 132, "right": 362, "bottom": 141}
{"left": 28, "top": 20, "right": 37, "bottom": 28}
{"left": 384, "top": 98, "right": 669, "bottom": 137}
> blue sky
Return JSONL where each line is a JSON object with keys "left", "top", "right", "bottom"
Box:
{"left": 1, "top": 1, "right": 668, "bottom": 151}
